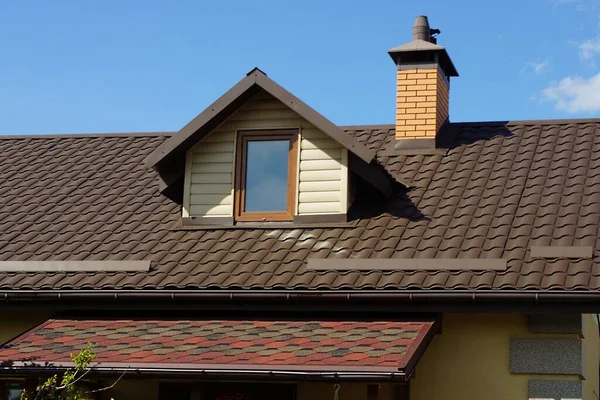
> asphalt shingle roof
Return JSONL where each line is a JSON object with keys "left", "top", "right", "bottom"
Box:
{"left": 0, "top": 120, "right": 598, "bottom": 291}
{"left": 0, "top": 318, "right": 434, "bottom": 371}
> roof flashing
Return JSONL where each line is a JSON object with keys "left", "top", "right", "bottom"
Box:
{"left": 308, "top": 258, "right": 507, "bottom": 271}
{"left": 0, "top": 261, "right": 151, "bottom": 273}
{"left": 530, "top": 246, "right": 594, "bottom": 259}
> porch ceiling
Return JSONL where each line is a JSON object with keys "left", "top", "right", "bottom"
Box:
{"left": 0, "top": 318, "right": 439, "bottom": 381}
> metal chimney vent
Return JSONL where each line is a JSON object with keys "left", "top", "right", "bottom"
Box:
{"left": 412, "top": 15, "right": 440, "bottom": 43}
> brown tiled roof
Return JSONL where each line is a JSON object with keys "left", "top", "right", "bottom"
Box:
{"left": 0, "top": 318, "right": 435, "bottom": 376}
{"left": 0, "top": 120, "right": 598, "bottom": 291}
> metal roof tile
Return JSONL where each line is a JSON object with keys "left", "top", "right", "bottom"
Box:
{"left": 0, "top": 122, "right": 598, "bottom": 291}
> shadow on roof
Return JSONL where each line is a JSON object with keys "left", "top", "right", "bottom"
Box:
{"left": 349, "top": 182, "right": 428, "bottom": 223}
{"left": 443, "top": 122, "right": 514, "bottom": 150}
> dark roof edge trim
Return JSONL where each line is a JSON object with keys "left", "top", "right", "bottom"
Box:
{"left": 253, "top": 73, "right": 375, "bottom": 162}
{"left": 145, "top": 68, "right": 376, "bottom": 169}
{"left": 398, "top": 318, "right": 440, "bottom": 377}
{"left": 144, "top": 73, "right": 257, "bottom": 169}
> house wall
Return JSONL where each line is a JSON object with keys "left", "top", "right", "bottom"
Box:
{"left": 107, "top": 379, "right": 160, "bottom": 400}
{"left": 297, "top": 382, "right": 398, "bottom": 400}
{"left": 0, "top": 310, "right": 52, "bottom": 345}
{"left": 410, "top": 313, "right": 596, "bottom": 400}
{"left": 103, "top": 381, "right": 399, "bottom": 400}
{"left": 184, "top": 89, "right": 348, "bottom": 218}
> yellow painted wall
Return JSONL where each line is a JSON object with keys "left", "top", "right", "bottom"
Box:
{"left": 0, "top": 310, "right": 52, "bottom": 345}
{"left": 583, "top": 314, "right": 599, "bottom": 400}
{"left": 184, "top": 89, "right": 348, "bottom": 218}
{"left": 410, "top": 314, "right": 584, "bottom": 400}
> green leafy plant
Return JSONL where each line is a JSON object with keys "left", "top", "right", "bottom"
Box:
{"left": 20, "top": 344, "right": 118, "bottom": 400}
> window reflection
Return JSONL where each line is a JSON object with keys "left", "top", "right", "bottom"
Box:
{"left": 244, "top": 140, "right": 289, "bottom": 212}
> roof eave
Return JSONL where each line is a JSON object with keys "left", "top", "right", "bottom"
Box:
{"left": 2, "top": 290, "right": 600, "bottom": 313}
{"left": 0, "top": 362, "right": 409, "bottom": 382}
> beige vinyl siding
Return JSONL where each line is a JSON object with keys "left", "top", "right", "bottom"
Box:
{"left": 185, "top": 133, "right": 235, "bottom": 217}
{"left": 184, "top": 89, "right": 348, "bottom": 218}
{"left": 298, "top": 131, "right": 347, "bottom": 215}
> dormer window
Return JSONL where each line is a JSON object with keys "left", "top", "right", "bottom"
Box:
{"left": 146, "top": 68, "right": 394, "bottom": 227}
{"left": 234, "top": 129, "right": 299, "bottom": 222}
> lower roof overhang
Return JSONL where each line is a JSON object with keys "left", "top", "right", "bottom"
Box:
{"left": 0, "top": 318, "right": 439, "bottom": 382}
{"left": 0, "top": 362, "right": 409, "bottom": 382}
{"left": 2, "top": 290, "right": 600, "bottom": 313}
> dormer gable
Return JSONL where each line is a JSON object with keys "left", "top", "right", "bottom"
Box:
{"left": 145, "top": 68, "right": 396, "bottom": 226}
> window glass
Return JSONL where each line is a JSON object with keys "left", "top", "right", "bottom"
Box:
{"left": 244, "top": 140, "right": 289, "bottom": 212}
{"left": 7, "top": 387, "right": 23, "bottom": 400}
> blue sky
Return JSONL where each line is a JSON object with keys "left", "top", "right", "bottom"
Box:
{"left": 1, "top": 0, "right": 599, "bottom": 135}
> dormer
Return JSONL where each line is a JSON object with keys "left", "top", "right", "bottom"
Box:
{"left": 145, "top": 68, "right": 395, "bottom": 226}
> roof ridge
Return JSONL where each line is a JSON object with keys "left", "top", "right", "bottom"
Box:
{"left": 0, "top": 132, "right": 175, "bottom": 140}
{"left": 341, "top": 124, "right": 395, "bottom": 131}
{"left": 2, "top": 118, "right": 597, "bottom": 140}
{"left": 450, "top": 118, "right": 600, "bottom": 126}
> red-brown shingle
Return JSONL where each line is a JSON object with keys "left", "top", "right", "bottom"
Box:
{"left": 0, "top": 318, "right": 435, "bottom": 372}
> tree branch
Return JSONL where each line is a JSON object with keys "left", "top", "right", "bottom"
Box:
{"left": 55, "top": 368, "right": 91, "bottom": 390}
{"left": 86, "top": 370, "right": 127, "bottom": 394}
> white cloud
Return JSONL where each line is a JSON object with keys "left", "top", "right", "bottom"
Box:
{"left": 541, "top": 72, "right": 600, "bottom": 112}
{"left": 549, "top": 0, "right": 576, "bottom": 6}
{"left": 525, "top": 59, "right": 550, "bottom": 75}
{"left": 549, "top": 0, "right": 600, "bottom": 10}
{"left": 577, "top": 36, "right": 600, "bottom": 66}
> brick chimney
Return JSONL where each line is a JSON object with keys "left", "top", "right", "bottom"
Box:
{"left": 389, "top": 16, "right": 458, "bottom": 149}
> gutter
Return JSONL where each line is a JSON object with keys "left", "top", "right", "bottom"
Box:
{"left": 2, "top": 290, "right": 600, "bottom": 311}
{"left": 1, "top": 364, "right": 408, "bottom": 381}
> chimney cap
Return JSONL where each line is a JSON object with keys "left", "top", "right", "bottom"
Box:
{"left": 388, "top": 15, "right": 458, "bottom": 77}
{"left": 412, "top": 15, "right": 431, "bottom": 42}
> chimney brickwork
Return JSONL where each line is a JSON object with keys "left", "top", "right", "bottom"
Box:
{"left": 389, "top": 16, "right": 458, "bottom": 147}
{"left": 395, "top": 66, "right": 449, "bottom": 140}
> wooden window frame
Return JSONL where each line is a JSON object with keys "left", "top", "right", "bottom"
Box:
{"left": 0, "top": 381, "right": 25, "bottom": 400}
{"left": 234, "top": 129, "right": 299, "bottom": 222}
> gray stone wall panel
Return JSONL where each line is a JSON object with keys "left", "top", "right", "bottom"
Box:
{"left": 510, "top": 339, "right": 583, "bottom": 375}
